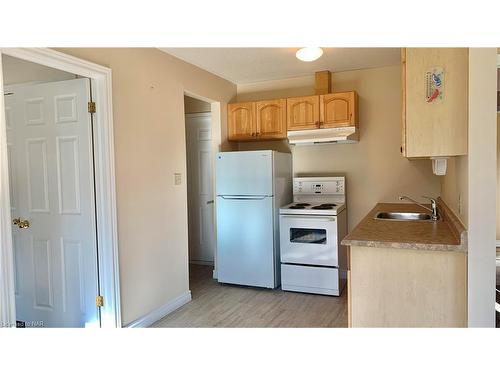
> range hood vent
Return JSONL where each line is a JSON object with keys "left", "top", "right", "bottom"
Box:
{"left": 287, "top": 126, "right": 359, "bottom": 145}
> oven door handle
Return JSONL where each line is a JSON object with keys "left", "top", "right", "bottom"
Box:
{"left": 280, "top": 215, "right": 336, "bottom": 222}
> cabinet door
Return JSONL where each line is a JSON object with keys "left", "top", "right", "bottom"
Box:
{"left": 255, "top": 99, "right": 287, "bottom": 139}
{"left": 286, "top": 96, "right": 320, "bottom": 131}
{"left": 403, "top": 48, "right": 468, "bottom": 158}
{"left": 320, "top": 92, "right": 357, "bottom": 128}
{"left": 227, "top": 102, "right": 256, "bottom": 141}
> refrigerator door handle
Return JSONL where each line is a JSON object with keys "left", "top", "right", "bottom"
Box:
{"left": 219, "top": 195, "right": 269, "bottom": 200}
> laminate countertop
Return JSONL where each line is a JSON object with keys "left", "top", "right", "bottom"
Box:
{"left": 341, "top": 199, "right": 467, "bottom": 252}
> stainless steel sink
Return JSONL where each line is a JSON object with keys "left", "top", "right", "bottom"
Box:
{"left": 374, "top": 212, "right": 433, "bottom": 221}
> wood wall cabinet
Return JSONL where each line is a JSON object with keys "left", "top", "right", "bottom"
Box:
{"left": 286, "top": 92, "right": 358, "bottom": 131}
{"left": 286, "top": 95, "right": 320, "bottom": 130}
{"left": 228, "top": 100, "right": 286, "bottom": 141}
{"left": 228, "top": 102, "right": 256, "bottom": 141}
{"left": 320, "top": 92, "right": 358, "bottom": 128}
{"left": 227, "top": 91, "right": 358, "bottom": 141}
{"left": 402, "top": 48, "right": 468, "bottom": 158}
{"left": 255, "top": 99, "right": 287, "bottom": 139}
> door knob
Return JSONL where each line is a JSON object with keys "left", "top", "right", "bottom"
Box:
{"left": 206, "top": 200, "right": 214, "bottom": 204}
{"left": 12, "top": 217, "right": 30, "bottom": 229}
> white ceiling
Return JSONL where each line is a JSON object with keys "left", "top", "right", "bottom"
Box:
{"left": 160, "top": 48, "right": 401, "bottom": 84}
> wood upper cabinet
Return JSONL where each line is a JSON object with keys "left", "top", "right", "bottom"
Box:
{"left": 320, "top": 92, "right": 358, "bottom": 128}
{"left": 228, "top": 99, "right": 287, "bottom": 141}
{"left": 286, "top": 95, "right": 320, "bottom": 130}
{"left": 228, "top": 91, "right": 360, "bottom": 140}
{"left": 255, "top": 99, "right": 287, "bottom": 139}
{"left": 402, "top": 48, "right": 468, "bottom": 158}
{"left": 228, "top": 102, "right": 256, "bottom": 141}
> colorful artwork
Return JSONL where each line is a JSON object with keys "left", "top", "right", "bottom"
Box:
{"left": 425, "top": 67, "right": 444, "bottom": 103}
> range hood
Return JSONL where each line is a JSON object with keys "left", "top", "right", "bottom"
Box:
{"left": 287, "top": 126, "right": 359, "bottom": 145}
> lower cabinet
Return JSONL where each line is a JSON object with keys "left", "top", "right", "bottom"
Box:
{"left": 347, "top": 245, "right": 467, "bottom": 327}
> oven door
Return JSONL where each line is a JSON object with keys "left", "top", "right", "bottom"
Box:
{"left": 280, "top": 215, "right": 338, "bottom": 267}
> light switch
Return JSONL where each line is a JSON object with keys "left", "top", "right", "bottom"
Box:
{"left": 174, "top": 173, "right": 182, "bottom": 186}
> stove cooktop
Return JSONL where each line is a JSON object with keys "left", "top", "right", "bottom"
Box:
{"left": 280, "top": 201, "right": 345, "bottom": 215}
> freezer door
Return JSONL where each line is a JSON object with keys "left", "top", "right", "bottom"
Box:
{"left": 216, "top": 196, "right": 275, "bottom": 288}
{"left": 216, "top": 151, "right": 273, "bottom": 196}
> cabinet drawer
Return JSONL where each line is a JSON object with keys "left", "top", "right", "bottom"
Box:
{"left": 281, "top": 264, "right": 340, "bottom": 296}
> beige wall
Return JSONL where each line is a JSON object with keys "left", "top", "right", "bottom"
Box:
{"left": 441, "top": 156, "right": 468, "bottom": 226}
{"left": 184, "top": 95, "right": 211, "bottom": 114}
{"left": 56, "top": 48, "right": 236, "bottom": 326}
{"left": 443, "top": 68, "right": 499, "bottom": 233}
{"left": 237, "top": 65, "right": 441, "bottom": 230}
{"left": 2, "top": 55, "right": 76, "bottom": 85}
{"left": 497, "top": 112, "right": 500, "bottom": 239}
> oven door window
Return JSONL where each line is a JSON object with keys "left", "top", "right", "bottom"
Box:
{"left": 289, "top": 228, "right": 327, "bottom": 244}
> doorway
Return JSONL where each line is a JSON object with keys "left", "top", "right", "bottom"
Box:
{"left": 0, "top": 49, "right": 120, "bottom": 328}
{"left": 184, "top": 95, "right": 215, "bottom": 292}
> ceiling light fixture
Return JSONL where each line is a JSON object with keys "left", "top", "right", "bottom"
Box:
{"left": 296, "top": 47, "right": 323, "bottom": 62}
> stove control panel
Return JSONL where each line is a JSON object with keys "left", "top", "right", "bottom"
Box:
{"left": 293, "top": 177, "right": 345, "bottom": 195}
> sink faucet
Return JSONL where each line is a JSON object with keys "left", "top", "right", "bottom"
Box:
{"left": 399, "top": 195, "right": 439, "bottom": 221}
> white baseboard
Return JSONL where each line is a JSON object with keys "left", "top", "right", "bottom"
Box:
{"left": 496, "top": 240, "right": 500, "bottom": 248}
{"left": 213, "top": 268, "right": 217, "bottom": 279}
{"left": 125, "top": 291, "right": 192, "bottom": 328}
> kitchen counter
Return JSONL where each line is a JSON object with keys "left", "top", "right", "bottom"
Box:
{"left": 341, "top": 198, "right": 467, "bottom": 252}
{"left": 343, "top": 198, "right": 468, "bottom": 327}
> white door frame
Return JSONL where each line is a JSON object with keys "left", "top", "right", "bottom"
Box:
{"left": 183, "top": 91, "right": 222, "bottom": 279}
{"left": 0, "top": 48, "right": 121, "bottom": 328}
{"left": 185, "top": 112, "right": 215, "bottom": 266}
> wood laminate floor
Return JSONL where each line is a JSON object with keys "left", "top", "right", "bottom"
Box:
{"left": 151, "top": 264, "right": 348, "bottom": 328}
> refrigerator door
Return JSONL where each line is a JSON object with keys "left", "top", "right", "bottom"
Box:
{"left": 216, "top": 151, "right": 273, "bottom": 196}
{"left": 216, "top": 195, "right": 275, "bottom": 288}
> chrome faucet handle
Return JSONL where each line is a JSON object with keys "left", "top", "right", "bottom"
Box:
{"left": 421, "top": 196, "right": 438, "bottom": 220}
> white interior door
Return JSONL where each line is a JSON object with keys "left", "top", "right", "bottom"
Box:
{"left": 5, "top": 78, "right": 99, "bottom": 327}
{"left": 185, "top": 113, "right": 214, "bottom": 265}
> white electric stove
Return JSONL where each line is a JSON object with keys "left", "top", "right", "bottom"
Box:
{"left": 279, "top": 177, "right": 348, "bottom": 296}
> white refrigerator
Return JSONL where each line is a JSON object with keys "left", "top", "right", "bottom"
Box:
{"left": 216, "top": 150, "right": 292, "bottom": 288}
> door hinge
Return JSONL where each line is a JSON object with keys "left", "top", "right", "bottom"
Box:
{"left": 88, "top": 101, "right": 96, "bottom": 113}
{"left": 96, "top": 295, "right": 104, "bottom": 307}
